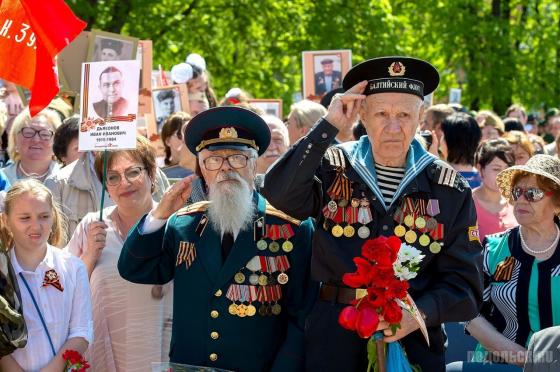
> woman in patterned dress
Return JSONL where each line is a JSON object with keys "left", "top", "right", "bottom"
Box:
{"left": 465, "top": 154, "right": 560, "bottom": 367}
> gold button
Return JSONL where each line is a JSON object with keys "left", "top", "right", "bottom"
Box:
{"left": 214, "top": 289, "right": 223, "bottom": 297}
{"left": 210, "top": 331, "right": 219, "bottom": 340}
{"left": 209, "top": 353, "right": 218, "bottom": 361}
{"left": 210, "top": 310, "right": 219, "bottom": 318}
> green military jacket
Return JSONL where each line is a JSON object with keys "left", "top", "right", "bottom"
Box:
{"left": 118, "top": 192, "right": 314, "bottom": 372}
{"left": 0, "top": 249, "right": 27, "bottom": 357}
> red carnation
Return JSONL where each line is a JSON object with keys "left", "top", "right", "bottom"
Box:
{"left": 383, "top": 300, "right": 403, "bottom": 324}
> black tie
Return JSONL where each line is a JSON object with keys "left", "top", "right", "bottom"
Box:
{"left": 221, "top": 232, "right": 234, "bottom": 263}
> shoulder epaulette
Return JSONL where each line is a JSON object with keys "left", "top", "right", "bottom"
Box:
{"left": 427, "top": 160, "right": 469, "bottom": 191}
{"left": 324, "top": 146, "right": 347, "bottom": 170}
{"left": 265, "top": 202, "right": 301, "bottom": 225}
{"left": 176, "top": 201, "right": 211, "bottom": 216}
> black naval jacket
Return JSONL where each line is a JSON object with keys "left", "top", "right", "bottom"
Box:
{"left": 261, "top": 119, "right": 484, "bottom": 371}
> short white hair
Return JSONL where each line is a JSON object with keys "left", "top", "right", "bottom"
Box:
{"left": 261, "top": 114, "right": 289, "bottom": 147}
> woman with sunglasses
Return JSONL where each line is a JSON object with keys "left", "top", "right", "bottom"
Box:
{"left": 1, "top": 108, "right": 61, "bottom": 184}
{"left": 65, "top": 136, "right": 170, "bottom": 371}
{"left": 463, "top": 154, "right": 560, "bottom": 368}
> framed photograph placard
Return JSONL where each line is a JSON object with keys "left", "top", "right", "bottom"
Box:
{"left": 248, "top": 99, "right": 283, "bottom": 119}
{"left": 87, "top": 29, "right": 139, "bottom": 63}
{"left": 79, "top": 60, "right": 140, "bottom": 151}
{"left": 151, "top": 84, "right": 189, "bottom": 135}
{"left": 302, "top": 49, "right": 352, "bottom": 100}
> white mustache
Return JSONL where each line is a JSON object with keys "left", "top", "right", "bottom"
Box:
{"left": 216, "top": 171, "right": 243, "bottom": 183}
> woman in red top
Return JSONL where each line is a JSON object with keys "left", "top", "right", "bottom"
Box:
{"left": 473, "top": 139, "right": 518, "bottom": 241}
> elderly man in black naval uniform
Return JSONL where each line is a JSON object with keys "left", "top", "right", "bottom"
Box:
{"left": 262, "top": 56, "right": 484, "bottom": 371}
{"left": 93, "top": 66, "right": 129, "bottom": 118}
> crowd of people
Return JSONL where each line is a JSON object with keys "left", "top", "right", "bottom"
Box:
{"left": 0, "top": 53, "right": 559, "bottom": 372}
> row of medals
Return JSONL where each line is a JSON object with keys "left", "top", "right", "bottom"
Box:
{"left": 325, "top": 197, "right": 372, "bottom": 239}
{"left": 229, "top": 302, "right": 282, "bottom": 317}
{"left": 256, "top": 238, "right": 293, "bottom": 253}
{"left": 394, "top": 213, "right": 442, "bottom": 254}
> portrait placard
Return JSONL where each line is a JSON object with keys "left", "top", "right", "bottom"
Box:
{"left": 449, "top": 88, "right": 462, "bottom": 104}
{"left": 150, "top": 84, "right": 189, "bottom": 135}
{"left": 248, "top": 99, "right": 283, "bottom": 119}
{"left": 79, "top": 60, "right": 140, "bottom": 151}
{"left": 302, "top": 49, "right": 352, "bottom": 101}
{"left": 87, "top": 29, "right": 139, "bottom": 63}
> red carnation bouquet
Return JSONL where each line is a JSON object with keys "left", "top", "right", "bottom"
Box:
{"left": 338, "top": 236, "right": 428, "bottom": 372}
{"left": 63, "top": 349, "right": 90, "bottom": 371}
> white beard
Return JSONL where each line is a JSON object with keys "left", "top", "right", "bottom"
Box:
{"left": 207, "top": 171, "right": 255, "bottom": 235}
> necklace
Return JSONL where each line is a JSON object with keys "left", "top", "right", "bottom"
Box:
{"left": 112, "top": 209, "right": 128, "bottom": 241}
{"left": 519, "top": 224, "right": 560, "bottom": 255}
{"left": 18, "top": 162, "right": 50, "bottom": 179}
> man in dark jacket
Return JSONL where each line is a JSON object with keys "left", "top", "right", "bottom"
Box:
{"left": 262, "top": 56, "right": 484, "bottom": 372}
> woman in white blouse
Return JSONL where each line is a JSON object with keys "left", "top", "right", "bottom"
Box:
{"left": 0, "top": 179, "right": 92, "bottom": 372}
{"left": 66, "top": 136, "right": 170, "bottom": 371}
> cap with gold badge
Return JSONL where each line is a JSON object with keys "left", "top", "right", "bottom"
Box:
{"left": 185, "top": 106, "right": 271, "bottom": 156}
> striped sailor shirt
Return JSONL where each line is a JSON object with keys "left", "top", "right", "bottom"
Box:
{"left": 374, "top": 163, "right": 405, "bottom": 206}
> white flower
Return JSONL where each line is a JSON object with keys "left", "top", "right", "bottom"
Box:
{"left": 410, "top": 253, "right": 425, "bottom": 265}
{"left": 398, "top": 244, "right": 423, "bottom": 263}
{"left": 393, "top": 263, "right": 417, "bottom": 280}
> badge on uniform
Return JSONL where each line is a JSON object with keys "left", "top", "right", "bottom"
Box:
{"left": 176, "top": 241, "right": 196, "bottom": 269}
{"left": 468, "top": 225, "right": 480, "bottom": 243}
{"left": 42, "top": 269, "right": 63, "bottom": 292}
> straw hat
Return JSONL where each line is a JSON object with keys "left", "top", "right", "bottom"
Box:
{"left": 496, "top": 154, "right": 560, "bottom": 200}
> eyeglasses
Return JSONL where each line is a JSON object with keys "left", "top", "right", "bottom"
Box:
{"left": 20, "top": 127, "right": 54, "bottom": 140}
{"left": 203, "top": 154, "right": 251, "bottom": 171}
{"left": 106, "top": 166, "right": 146, "bottom": 186}
{"left": 511, "top": 186, "right": 552, "bottom": 202}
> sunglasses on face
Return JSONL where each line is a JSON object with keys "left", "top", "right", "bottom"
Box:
{"left": 511, "top": 186, "right": 553, "bottom": 202}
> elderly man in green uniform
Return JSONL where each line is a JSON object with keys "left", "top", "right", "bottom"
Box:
{"left": 261, "top": 56, "right": 484, "bottom": 371}
{"left": 118, "top": 106, "right": 314, "bottom": 371}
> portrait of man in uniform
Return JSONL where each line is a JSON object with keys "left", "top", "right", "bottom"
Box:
{"left": 93, "top": 66, "right": 129, "bottom": 118}
{"left": 314, "top": 57, "right": 342, "bottom": 96}
{"left": 152, "top": 85, "right": 189, "bottom": 134}
{"left": 87, "top": 30, "right": 138, "bottom": 63}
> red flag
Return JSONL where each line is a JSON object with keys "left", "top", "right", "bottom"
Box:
{"left": 0, "top": 0, "right": 86, "bottom": 116}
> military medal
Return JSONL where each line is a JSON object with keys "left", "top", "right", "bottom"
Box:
{"left": 277, "top": 272, "right": 289, "bottom": 285}
{"left": 258, "top": 274, "right": 268, "bottom": 286}
{"left": 176, "top": 241, "right": 196, "bottom": 270}
{"left": 271, "top": 303, "right": 282, "bottom": 315}
{"left": 351, "top": 198, "right": 360, "bottom": 208}
{"left": 358, "top": 226, "right": 370, "bottom": 239}
{"left": 338, "top": 199, "right": 348, "bottom": 207}
{"left": 429, "top": 241, "right": 442, "bottom": 254}
{"left": 276, "top": 256, "right": 291, "bottom": 285}
{"left": 249, "top": 274, "right": 259, "bottom": 285}
{"left": 227, "top": 285, "right": 243, "bottom": 316}
{"left": 415, "top": 216, "right": 426, "bottom": 229}
{"left": 246, "top": 304, "right": 257, "bottom": 317}
{"left": 405, "top": 230, "right": 417, "bottom": 244}
{"left": 229, "top": 303, "right": 238, "bottom": 315}
{"left": 332, "top": 225, "right": 344, "bottom": 237}
{"left": 404, "top": 214, "right": 414, "bottom": 227}
{"left": 269, "top": 241, "right": 280, "bottom": 253}
{"left": 258, "top": 304, "right": 268, "bottom": 316}
{"left": 234, "top": 272, "right": 246, "bottom": 284}
{"left": 394, "top": 225, "right": 406, "bottom": 237}
{"left": 327, "top": 200, "right": 338, "bottom": 213}
{"left": 256, "top": 239, "right": 268, "bottom": 251}
{"left": 419, "top": 234, "right": 430, "bottom": 247}
{"left": 42, "top": 269, "right": 63, "bottom": 292}
{"left": 246, "top": 256, "right": 261, "bottom": 285}
{"left": 280, "top": 224, "right": 295, "bottom": 252}
{"left": 343, "top": 225, "right": 355, "bottom": 238}
{"left": 425, "top": 217, "right": 437, "bottom": 231}
{"left": 357, "top": 197, "right": 373, "bottom": 239}
{"left": 237, "top": 304, "right": 247, "bottom": 317}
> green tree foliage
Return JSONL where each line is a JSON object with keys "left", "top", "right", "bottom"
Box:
{"left": 67, "top": 0, "right": 559, "bottom": 114}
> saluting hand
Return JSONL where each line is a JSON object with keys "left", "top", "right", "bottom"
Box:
{"left": 324, "top": 80, "right": 367, "bottom": 131}
{"left": 152, "top": 174, "right": 198, "bottom": 220}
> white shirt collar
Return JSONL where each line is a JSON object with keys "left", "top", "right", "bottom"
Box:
{"left": 10, "top": 244, "right": 55, "bottom": 275}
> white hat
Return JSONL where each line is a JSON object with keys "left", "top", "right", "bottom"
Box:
{"left": 171, "top": 63, "right": 193, "bottom": 84}
{"left": 186, "top": 53, "right": 206, "bottom": 71}
{"left": 225, "top": 87, "right": 242, "bottom": 99}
